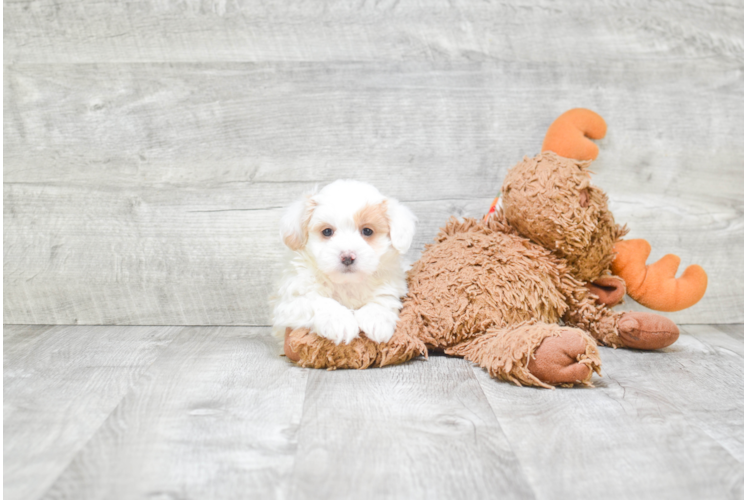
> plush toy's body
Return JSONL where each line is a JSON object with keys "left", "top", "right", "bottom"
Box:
{"left": 282, "top": 109, "right": 707, "bottom": 388}
{"left": 395, "top": 213, "right": 607, "bottom": 387}
{"left": 376, "top": 149, "right": 679, "bottom": 387}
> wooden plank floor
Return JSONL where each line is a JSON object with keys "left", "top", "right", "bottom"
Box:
{"left": 4, "top": 324, "right": 743, "bottom": 500}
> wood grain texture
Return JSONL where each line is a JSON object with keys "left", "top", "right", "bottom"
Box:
{"left": 287, "top": 354, "right": 535, "bottom": 499}
{"left": 37, "top": 326, "right": 308, "bottom": 500}
{"left": 3, "top": 0, "right": 743, "bottom": 325}
{"left": 4, "top": 0, "right": 742, "bottom": 65}
{"left": 3, "top": 60, "right": 742, "bottom": 325}
{"left": 5, "top": 324, "right": 742, "bottom": 499}
{"left": 711, "top": 323, "right": 744, "bottom": 342}
{"left": 740, "top": 324, "right": 748, "bottom": 468}
{"left": 474, "top": 326, "right": 744, "bottom": 500}
{"left": 3, "top": 325, "right": 183, "bottom": 500}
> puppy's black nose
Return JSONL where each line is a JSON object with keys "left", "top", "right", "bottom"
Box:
{"left": 341, "top": 253, "right": 356, "bottom": 266}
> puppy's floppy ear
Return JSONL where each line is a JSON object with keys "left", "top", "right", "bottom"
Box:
{"left": 280, "top": 190, "right": 317, "bottom": 251}
{"left": 386, "top": 199, "right": 417, "bottom": 254}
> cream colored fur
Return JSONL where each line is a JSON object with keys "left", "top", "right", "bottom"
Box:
{"left": 271, "top": 180, "right": 417, "bottom": 345}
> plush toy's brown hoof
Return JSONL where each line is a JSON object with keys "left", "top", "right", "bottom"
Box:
{"left": 284, "top": 327, "right": 301, "bottom": 362}
{"left": 585, "top": 276, "right": 626, "bottom": 307}
{"left": 528, "top": 331, "right": 597, "bottom": 385}
{"left": 617, "top": 312, "right": 679, "bottom": 350}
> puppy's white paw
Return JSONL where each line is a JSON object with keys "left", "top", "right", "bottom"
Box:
{"left": 355, "top": 305, "right": 397, "bottom": 344}
{"left": 313, "top": 300, "right": 360, "bottom": 344}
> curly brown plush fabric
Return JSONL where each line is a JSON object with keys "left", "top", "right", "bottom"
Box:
{"left": 503, "top": 152, "right": 628, "bottom": 282}
{"left": 397, "top": 212, "right": 626, "bottom": 346}
{"left": 446, "top": 322, "right": 601, "bottom": 389}
{"left": 398, "top": 214, "right": 572, "bottom": 350}
{"left": 286, "top": 326, "right": 426, "bottom": 370}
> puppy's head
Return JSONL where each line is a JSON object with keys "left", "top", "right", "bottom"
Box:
{"left": 280, "top": 180, "right": 417, "bottom": 284}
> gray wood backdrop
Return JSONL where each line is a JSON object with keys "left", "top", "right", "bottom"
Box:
{"left": 4, "top": 0, "right": 743, "bottom": 326}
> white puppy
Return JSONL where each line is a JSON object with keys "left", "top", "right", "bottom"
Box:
{"left": 271, "top": 180, "right": 417, "bottom": 345}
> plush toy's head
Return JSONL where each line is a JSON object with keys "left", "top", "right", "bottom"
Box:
{"left": 497, "top": 108, "right": 707, "bottom": 312}
{"left": 501, "top": 151, "right": 627, "bottom": 283}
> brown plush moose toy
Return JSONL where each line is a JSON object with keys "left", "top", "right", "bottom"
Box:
{"left": 283, "top": 109, "right": 708, "bottom": 388}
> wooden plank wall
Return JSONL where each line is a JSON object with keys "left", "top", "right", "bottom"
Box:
{"left": 4, "top": 0, "right": 743, "bottom": 325}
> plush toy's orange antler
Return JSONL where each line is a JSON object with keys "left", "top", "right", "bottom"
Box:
{"left": 542, "top": 108, "right": 607, "bottom": 161}
{"left": 611, "top": 239, "right": 708, "bottom": 312}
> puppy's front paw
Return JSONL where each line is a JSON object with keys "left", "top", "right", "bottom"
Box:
{"left": 355, "top": 305, "right": 397, "bottom": 344}
{"left": 313, "top": 301, "right": 360, "bottom": 345}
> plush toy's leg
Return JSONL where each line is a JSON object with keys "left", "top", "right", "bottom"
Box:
{"left": 616, "top": 312, "right": 681, "bottom": 350}
{"left": 283, "top": 326, "right": 426, "bottom": 370}
{"left": 446, "top": 323, "right": 601, "bottom": 388}
{"left": 283, "top": 328, "right": 302, "bottom": 362}
{"left": 560, "top": 276, "right": 679, "bottom": 350}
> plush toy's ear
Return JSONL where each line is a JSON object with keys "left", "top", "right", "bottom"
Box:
{"left": 280, "top": 190, "right": 317, "bottom": 251}
{"left": 386, "top": 199, "right": 417, "bottom": 254}
{"left": 542, "top": 108, "right": 607, "bottom": 161}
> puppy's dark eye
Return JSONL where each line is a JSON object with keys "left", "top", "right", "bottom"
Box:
{"left": 322, "top": 228, "right": 334, "bottom": 237}
{"left": 362, "top": 227, "right": 373, "bottom": 237}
